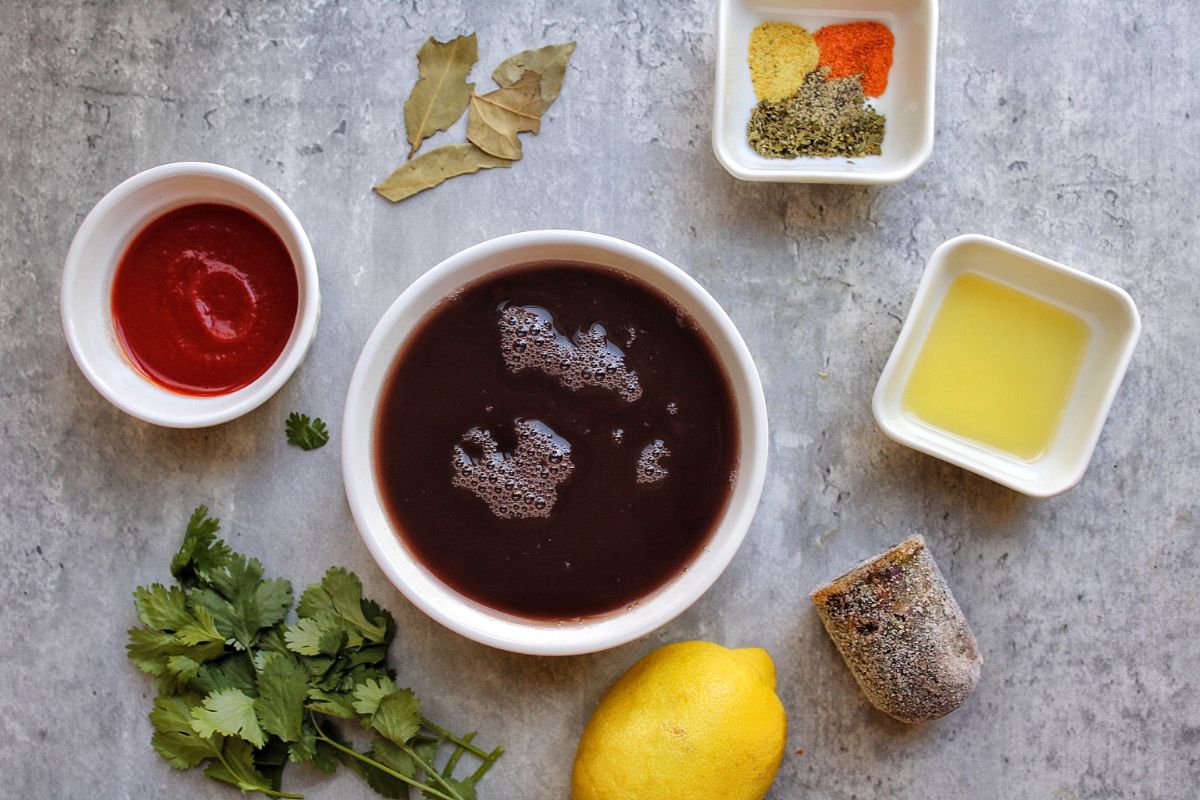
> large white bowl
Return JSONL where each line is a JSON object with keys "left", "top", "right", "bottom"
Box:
{"left": 713, "top": 0, "right": 938, "bottom": 184}
{"left": 61, "top": 162, "right": 320, "bottom": 428}
{"left": 342, "top": 231, "right": 769, "bottom": 655}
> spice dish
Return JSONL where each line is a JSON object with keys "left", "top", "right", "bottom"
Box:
{"left": 61, "top": 162, "right": 320, "bottom": 428}
{"left": 341, "top": 230, "right": 769, "bottom": 656}
{"left": 713, "top": 0, "right": 938, "bottom": 183}
{"left": 873, "top": 235, "right": 1140, "bottom": 497}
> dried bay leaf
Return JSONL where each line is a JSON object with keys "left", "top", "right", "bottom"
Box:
{"left": 467, "top": 70, "right": 542, "bottom": 161}
{"left": 492, "top": 41, "right": 576, "bottom": 114}
{"left": 374, "top": 143, "right": 511, "bottom": 203}
{"left": 404, "top": 33, "right": 478, "bottom": 159}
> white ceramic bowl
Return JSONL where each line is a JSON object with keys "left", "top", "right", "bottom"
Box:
{"left": 61, "top": 162, "right": 320, "bottom": 428}
{"left": 342, "top": 231, "right": 769, "bottom": 655}
{"left": 713, "top": 0, "right": 938, "bottom": 184}
{"left": 873, "top": 234, "right": 1141, "bottom": 497}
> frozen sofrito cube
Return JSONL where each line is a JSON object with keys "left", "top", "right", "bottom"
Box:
{"left": 811, "top": 535, "right": 981, "bottom": 723}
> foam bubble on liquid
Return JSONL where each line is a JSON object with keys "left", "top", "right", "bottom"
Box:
{"left": 637, "top": 439, "right": 671, "bottom": 484}
{"left": 451, "top": 418, "right": 574, "bottom": 520}
{"left": 499, "top": 304, "right": 643, "bottom": 402}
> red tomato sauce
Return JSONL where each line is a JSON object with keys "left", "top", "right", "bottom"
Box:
{"left": 111, "top": 203, "right": 299, "bottom": 396}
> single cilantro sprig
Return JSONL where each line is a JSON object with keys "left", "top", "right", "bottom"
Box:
{"left": 128, "top": 507, "right": 502, "bottom": 799}
{"left": 286, "top": 412, "right": 329, "bottom": 451}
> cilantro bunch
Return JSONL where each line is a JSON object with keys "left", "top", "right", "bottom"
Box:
{"left": 127, "top": 507, "right": 503, "bottom": 799}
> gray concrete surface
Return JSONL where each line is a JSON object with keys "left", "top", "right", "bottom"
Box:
{"left": 2, "top": 1, "right": 1198, "bottom": 798}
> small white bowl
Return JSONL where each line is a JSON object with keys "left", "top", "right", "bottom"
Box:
{"left": 342, "top": 230, "right": 769, "bottom": 655}
{"left": 61, "top": 162, "right": 320, "bottom": 428}
{"left": 873, "top": 234, "right": 1141, "bottom": 497}
{"left": 713, "top": 0, "right": 938, "bottom": 184}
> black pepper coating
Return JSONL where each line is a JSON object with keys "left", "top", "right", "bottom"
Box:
{"left": 811, "top": 535, "right": 982, "bottom": 723}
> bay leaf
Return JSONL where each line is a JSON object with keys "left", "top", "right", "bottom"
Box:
{"left": 466, "top": 70, "right": 542, "bottom": 161}
{"left": 373, "top": 143, "right": 511, "bottom": 203}
{"left": 403, "top": 33, "right": 478, "bottom": 159}
{"left": 491, "top": 41, "right": 576, "bottom": 114}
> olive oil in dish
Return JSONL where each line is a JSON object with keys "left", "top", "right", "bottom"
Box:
{"left": 902, "top": 272, "right": 1090, "bottom": 460}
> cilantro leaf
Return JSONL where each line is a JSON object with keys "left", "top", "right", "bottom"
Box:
{"left": 286, "top": 412, "right": 330, "bottom": 451}
{"left": 285, "top": 613, "right": 347, "bottom": 657}
{"left": 371, "top": 736, "right": 417, "bottom": 778}
{"left": 190, "top": 571, "right": 293, "bottom": 651}
{"left": 426, "top": 777, "right": 477, "bottom": 800}
{"left": 253, "top": 736, "right": 292, "bottom": 793}
{"left": 194, "top": 654, "right": 259, "bottom": 697}
{"left": 166, "top": 655, "right": 203, "bottom": 686}
{"left": 290, "top": 719, "right": 342, "bottom": 774}
{"left": 251, "top": 578, "right": 295, "bottom": 631}
{"left": 410, "top": 735, "right": 439, "bottom": 771}
{"left": 288, "top": 721, "right": 319, "bottom": 765}
{"left": 204, "top": 738, "right": 279, "bottom": 796}
{"left": 127, "top": 625, "right": 224, "bottom": 687}
{"left": 134, "top": 584, "right": 193, "bottom": 631}
{"left": 352, "top": 676, "right": 400, "bottom": 717}
{"left": 360, "top": 736, "right": 416, "bottom": 799}
{"left": 190, "top": 687, "right": 267, "bottom": 748}
{"left": 370, "top": 689, "right": 422, "bottom": 746}
{"left": 175, "top": 606, "right": 223, "bottom": 646}
{"left": 305, "top": 687, "right": 358, "bottom": 720}
{"left": 170, "top": 506, "right": 232, "bottom": 585}
{"left": 298, "top": 568, "right": 388, "bottom": 644}
{"left": 206, "top": 551, "right": 266, "bottom": 600}
{"left": 149, "top": 693, "right": 224, "bottom": 770}
{"left": 362, "top": 763, "right": 412, "bottom": 799}
{"left": 254, "top": 653, "right": 309, "bottom": 743}
{"left": 343, "top": 645, "right": 390, "bottom": 669}
{"left": 126, "top": 627, "right": 175, "bottom": 676}
{"left": 255, "top": 626, "right": 293, "bottom": 658}
{"left": 360, "top": 597, "right": 396, "bottom": 642}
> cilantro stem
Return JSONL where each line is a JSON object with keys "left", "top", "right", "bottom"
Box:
{"left": 467, "top": 745, "right": 505, "bottom": 786}
{"left": 402, "top": 742, "right": 468, "bottom": 800}
{"left": 309, "top": 716, "right": 456, "bottom": 800}
{"left": 256, "top": 788, "right": 304, "bottom": 799}
{"left": 443, "top": 731, "right": 475, "bottom": 776}
{"left": 422, "top": 716, "right": 492, "bottom": 759}
{"left": 211, "top": 751, "right": 303, "bottom": 799}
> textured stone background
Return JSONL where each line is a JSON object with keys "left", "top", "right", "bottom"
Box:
{"left": 2, "top": 1, "right": 1197, "bottom": 798}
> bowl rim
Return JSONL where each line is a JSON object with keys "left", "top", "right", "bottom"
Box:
{"left": 872, "top": 233, "right": 1141, "bottom": 497}
{"left": 341, "top": 229, "right": 769, "bottom": 655}
{"left": 60, "top": 161, "right": 320, "bottom": 428}
{"left": 711, "top": 0, "right": 939, "bottom": 184}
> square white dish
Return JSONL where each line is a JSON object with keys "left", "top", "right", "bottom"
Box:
{"left": 713, "top": 0, "right": 937, "bottom": 184}
{"left": 873, "top": 234, "right": 1141, "bottom": 497}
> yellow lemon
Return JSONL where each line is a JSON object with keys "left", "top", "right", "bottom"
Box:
{"left": 572, "top": 641, "right": 787, "bottom": 800}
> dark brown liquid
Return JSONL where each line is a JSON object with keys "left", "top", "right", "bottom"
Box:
{"left": 374, "top": 262, "right": 738, "bottom": 619}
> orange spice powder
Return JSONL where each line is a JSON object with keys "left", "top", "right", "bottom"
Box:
{"left": 814, "top": 21, "right": 895, "bottom": 97}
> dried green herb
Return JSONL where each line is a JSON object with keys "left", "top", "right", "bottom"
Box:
{"left": 404, "top": 34, "right": 478, "bottom": 159}
{"left": 467, "top": 70, "right": 542, "bottom": 160}
{"left": 374, "top": 143, "right": 511, "bottom": 202}
{"left": 491, "top": 42, "right": 577, "bottom": 114}
{"left": 747, "top": 67, "right": 885, "bottom": 159}
{"left": 377, "top": 38, "right": 575, "bottom": 203}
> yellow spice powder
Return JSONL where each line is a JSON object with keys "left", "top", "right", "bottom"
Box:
{"left": 748, "top": 22, "right": 819, "bottom": 102}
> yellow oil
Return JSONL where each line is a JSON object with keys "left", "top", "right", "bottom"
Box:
{"left": 902, "top": 272, "right": 1090, "bottom": 460}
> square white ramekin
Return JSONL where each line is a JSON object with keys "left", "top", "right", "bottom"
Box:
{"left": 713, "top": 0, "right": 937, "bottom": 184}
{"left": 873, "top": 235, "right": 1141, "bottom": 497}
